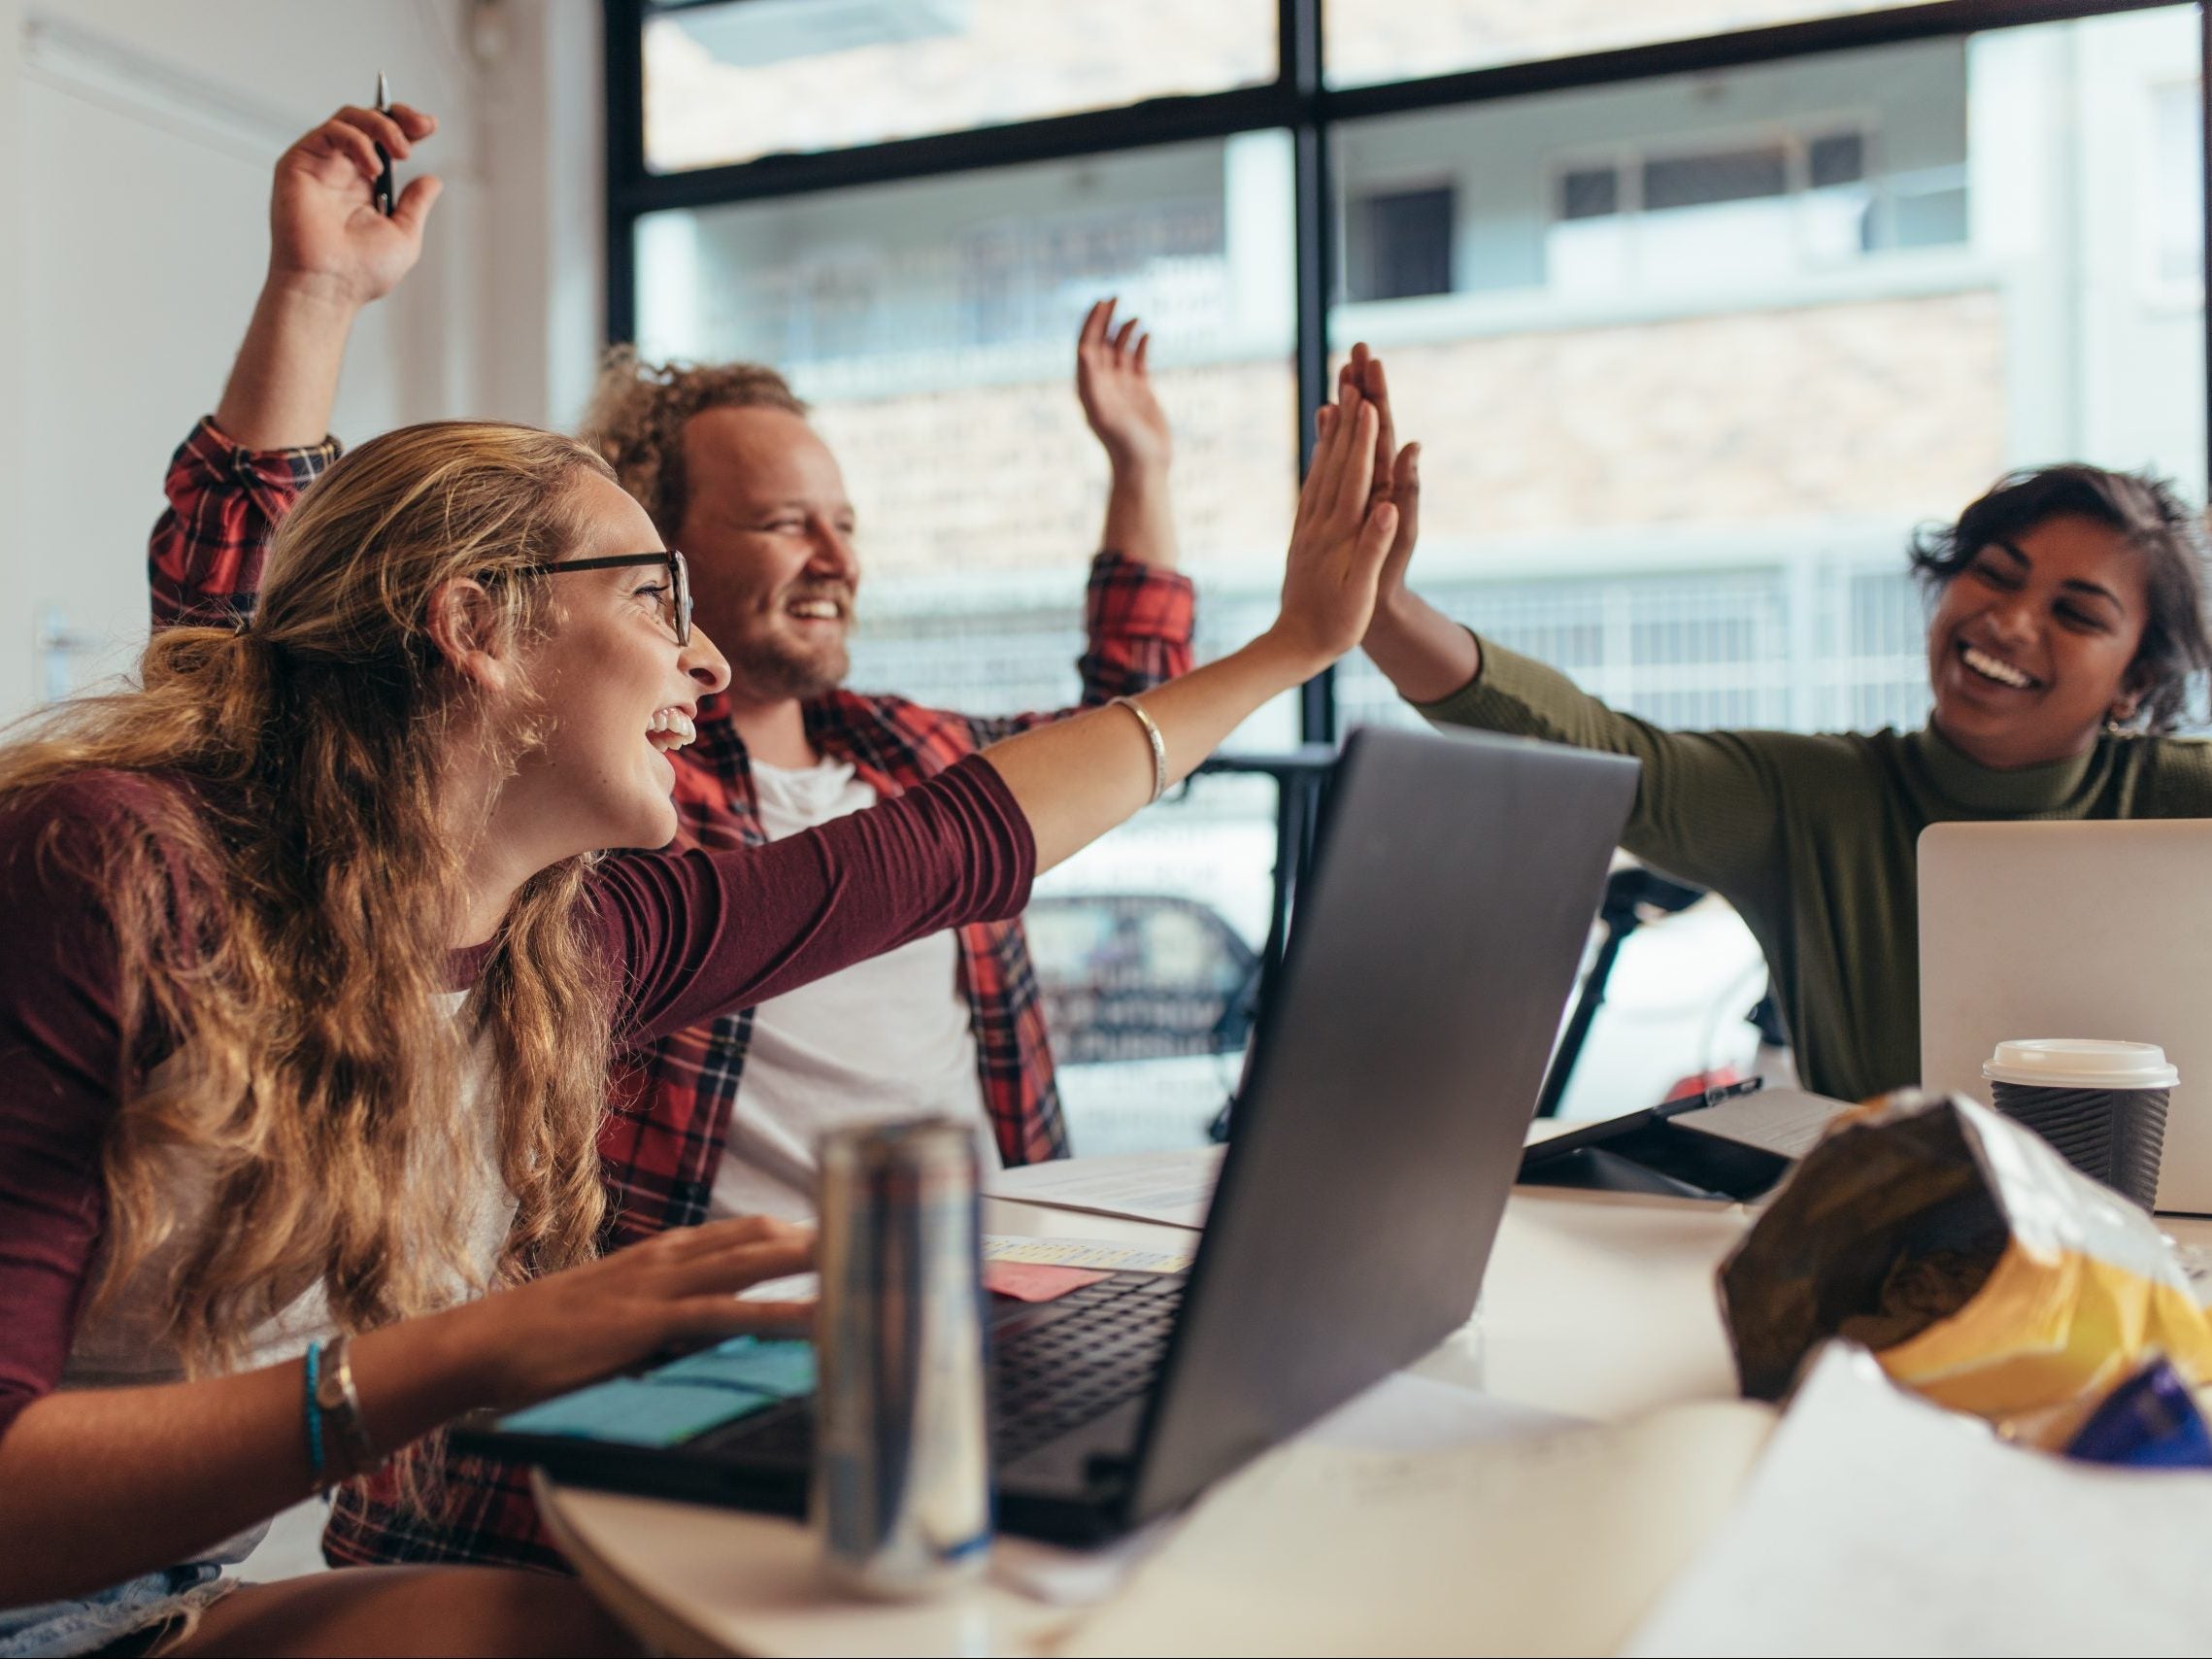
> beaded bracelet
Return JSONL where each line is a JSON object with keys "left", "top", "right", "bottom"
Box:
{"left": 302, "top": 1341, "right": 326, "bottom": 1479}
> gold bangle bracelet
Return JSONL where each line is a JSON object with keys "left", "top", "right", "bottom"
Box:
{"left": 314, "top": 1332, "right": 388, "bottom": 1474}
{"left": 1111, "top": 695, "right": 1168, "bottom": 806}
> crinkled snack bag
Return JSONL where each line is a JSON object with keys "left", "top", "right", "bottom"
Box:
{"left": 1719, "top": 1090, "right": 2212, "bottom": 1430}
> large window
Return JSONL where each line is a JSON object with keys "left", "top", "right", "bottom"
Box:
{"left": 610, "top": 0, "right": 2209, "bottom": 1132}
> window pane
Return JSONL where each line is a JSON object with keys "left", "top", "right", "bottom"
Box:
{"left": 2153, "top": 82, "right": 2205, "bottom": 293}
{"left": 1559, "top": 166, "right": 1621, "bottom": 220}
{"left": 1347, "top": 186, "right": 1457, "bottom": 300}
{"left": 644, "top": 0, "right": 1277, "bottom": 173}
{"left": 636, "top": 137, "right": 1300, "bottom": 1154}
{"left": 1642, "top": 144, "right": 1789, "bottom": 211}
{"left": 1329, "top": 9, "right": 2205, "bottom": 1112}
{"left": 1326, "top": 0, "right": 1940, "bottom": 88}
{"left": 1028, "top": 772, "right": 1277, "bottom": 1155}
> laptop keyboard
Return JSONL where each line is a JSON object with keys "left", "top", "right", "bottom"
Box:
{"left": 991, "top": 1271, "right": 1184, "bottom": 1462}
{"left": 700, "top": 1271, "right": 1185, "bottom": 1467}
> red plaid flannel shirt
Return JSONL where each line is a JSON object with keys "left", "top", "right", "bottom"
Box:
{"left": 150, "top": 416, "right": 1195, "bottom": 1573}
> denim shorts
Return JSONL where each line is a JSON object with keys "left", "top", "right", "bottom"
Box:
{"left": 0, "top": 1565, "right": 237, "bottom": 1658}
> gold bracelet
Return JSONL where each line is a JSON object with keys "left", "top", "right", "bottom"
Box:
{"left": 1110, "top": 695, "right": 1168, "bottom": 806}
{"left": 314, "top": 1332, "right": 388, "bottom": 1474}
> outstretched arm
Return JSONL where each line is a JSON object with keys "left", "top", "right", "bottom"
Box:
{"left": 604, "top": 377, "right": 1399, "bottom": 1033}
{"left": 1334, "top": 344, "right": 1785, "bottom": 893}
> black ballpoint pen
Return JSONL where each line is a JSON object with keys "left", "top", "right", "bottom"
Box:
{"left": 374, "top": 70, "right": 394, "bottom": 216}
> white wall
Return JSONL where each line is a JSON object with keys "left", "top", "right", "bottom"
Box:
{"left": 0, "top": 0, "right": 602, "bottom": 722}
{"left": 0, "top": 2, "right": 25, "bottom": 726}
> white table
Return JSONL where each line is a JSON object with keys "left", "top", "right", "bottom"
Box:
{"left": 535, "top": 1184, "right": 1757, "bottom": 1657}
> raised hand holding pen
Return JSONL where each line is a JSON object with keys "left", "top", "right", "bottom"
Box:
{"left": 269, "top": 103, "right": 441, "bottom": 310}
{"left": 215, "top": 105, "right": 442, "bottom": 451}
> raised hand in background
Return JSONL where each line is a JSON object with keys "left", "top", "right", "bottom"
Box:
{"left": 1074, "top": 297, "right": 1180, "bottom": 568}
{"left": 217, "top": 105, "right": 443, "bottom": 451}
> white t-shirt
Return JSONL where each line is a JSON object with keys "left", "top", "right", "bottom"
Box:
{"left": 708, "top": 757, "right": 994, "bottom": 1222}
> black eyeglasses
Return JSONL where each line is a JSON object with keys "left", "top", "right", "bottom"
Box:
{"left": 514, "top": 551, "right": 693, "bottom": 646}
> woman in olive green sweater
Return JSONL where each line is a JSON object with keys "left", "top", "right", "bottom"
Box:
{"left": 1344, "top": 346, "right": 2212, "bottom": 1102}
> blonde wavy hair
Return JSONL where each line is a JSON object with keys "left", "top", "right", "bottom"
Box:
{"left": 0, "top": 421, "right": 622, "bottom": 1375}
{"left": 580, "top": 344, "right": 808, "bottom": 536}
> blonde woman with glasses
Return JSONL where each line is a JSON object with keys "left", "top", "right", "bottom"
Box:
{"left": 0, "top": 377, "right": 1400, "bottom": 1651}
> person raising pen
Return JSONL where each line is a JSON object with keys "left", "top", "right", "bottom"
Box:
{"left": 0, "top": 293, "right": 1400, "bottom": 1659}
{"left": 1345, "top": 342, "right": 2212, "bottom": 1105}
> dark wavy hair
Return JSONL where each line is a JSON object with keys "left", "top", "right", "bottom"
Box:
{"left": 1910, "top": 464, "right": 2212, "bottom": 734}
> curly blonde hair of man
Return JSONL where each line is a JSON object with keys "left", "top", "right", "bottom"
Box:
{"left": 0, "top": 421, "right": 622, "bottom": 1376}
{"left": 580, "top": 345, "right": 809, "bottom": 537}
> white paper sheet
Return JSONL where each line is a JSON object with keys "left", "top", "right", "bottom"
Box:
{"left": 985, "top": 1147, "right": 1223, "bottom": 1230}
{"left": 1302, "top": 1368, "right": 1580, "bottom": 1453}
{"left": 1062, "top": 1393, "right": 1774, "bottom": 1656}
{"left": 997, "top": 1372, "right": 1566, "bottom": 1610}
{"left": 1628, "top": 1343, "right": 2212, "bottom": 1657}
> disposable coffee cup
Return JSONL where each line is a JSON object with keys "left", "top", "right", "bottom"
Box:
{"left": 1983, "top": 1038, "right": 2178, "bottom": 1209}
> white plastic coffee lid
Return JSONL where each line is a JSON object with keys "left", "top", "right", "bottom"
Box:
{"left": 1983, "top": 1037, "right": 2179, "bottom": 1090}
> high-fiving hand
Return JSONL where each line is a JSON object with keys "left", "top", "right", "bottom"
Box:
{"left": 268, "top": 105, "right": 443, "bottom": 310}
{"left": 1075, "top": 298, "right": 1172, "bottom": 473}
{"left": 1340, "top": 342, "right": 1422, "bottom": 609}
{"left": 1266, "top": 377, "right": 1403, "bottom": 673}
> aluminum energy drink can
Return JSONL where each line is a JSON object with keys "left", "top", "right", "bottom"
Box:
{"left": 813, "top": 1117, "right": 992, "bottom": 1598}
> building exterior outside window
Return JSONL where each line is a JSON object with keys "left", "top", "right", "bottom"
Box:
{"left": 620, "top": 0, "right": 2207, "bottom": 1133}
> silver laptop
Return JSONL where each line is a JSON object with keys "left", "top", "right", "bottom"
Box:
{"left": 1920, "top": 819, "right": 2212, "bottom": 1214}
{"left": 462, "top": 727, "right": 1641, "bottom": 1540}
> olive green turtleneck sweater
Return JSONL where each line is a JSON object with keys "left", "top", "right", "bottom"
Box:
{"left": 1418, "top": 640, "right": 2212, "bottom": 1103}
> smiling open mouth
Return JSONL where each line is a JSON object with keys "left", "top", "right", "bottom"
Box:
{"left": 648, "top": 707, "right": 697, "bottom": 752}
{"left": 786, "top": 597, "right": 845, "bottom": 623}
{"left": 1960, "top": 643, "right": 2038, "bottom": 691}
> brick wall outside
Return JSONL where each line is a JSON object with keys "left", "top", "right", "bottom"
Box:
{"left": 811, "top": 289, "right": 2004, "bottom": 584}
{"left": 1391, "top": 288, "right": 2005, "bottom": 541}
{"left": 810, "top": 359, "right": 1300, "bottom": 581}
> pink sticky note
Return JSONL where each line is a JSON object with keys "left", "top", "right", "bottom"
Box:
{"left": 984, "top": 1262, "right": 1112, "bottom": 1304}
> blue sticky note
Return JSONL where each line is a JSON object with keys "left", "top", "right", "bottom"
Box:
{"left": 653, "top": 1337, "right": 816, "bottom": 1401}
{"left": 499, "top": 1377, "right": 776, "bottom": 1447}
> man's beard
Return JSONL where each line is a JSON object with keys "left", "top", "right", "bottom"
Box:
{"left": 728, "top": 628, "right": 850, "bottom": 703}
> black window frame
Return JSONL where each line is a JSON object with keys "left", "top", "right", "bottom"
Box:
{"left": 606, "top": 0, "right": 2207, "bottom": 751}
